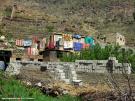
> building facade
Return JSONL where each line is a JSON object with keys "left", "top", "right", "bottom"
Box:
{"left": 106, "top": 33, "right": 125, "bottom": 46}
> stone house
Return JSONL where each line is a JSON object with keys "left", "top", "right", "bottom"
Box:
{"left": 106, "top": 33, "right": 125, "bottom": 46}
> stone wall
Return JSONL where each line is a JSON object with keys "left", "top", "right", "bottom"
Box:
{"left": 75, "top": 59, "right": 131, "bottom": 74}
{"left": 6, "top": 57, "right": 131, "bottom": 77}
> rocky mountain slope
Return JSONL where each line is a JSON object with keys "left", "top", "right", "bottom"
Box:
{"left": 0, "top": 0, "right": 135, "bottom": 46}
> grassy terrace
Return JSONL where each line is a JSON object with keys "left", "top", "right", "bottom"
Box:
{"left": 0, "top": 72, "right": 80, "bottom": 101}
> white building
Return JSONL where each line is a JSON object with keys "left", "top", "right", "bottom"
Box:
{"left": 106, "top": 33, "right": 126, "bottom": 46}
{"left": 115, "top": 33, "right": 125, "bottom": 46}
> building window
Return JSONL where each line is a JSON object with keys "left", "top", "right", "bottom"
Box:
{"left": 30, "top": 58, "right": 34, "bottom": 61}
{"left": 38, "top": 59, "right": 43, "bottom": 62}
{"left": 120, "top": 38, "right": 122, "bottom": 41}
{"left": 16, "top": 58, "right": 21, "bottom": 61}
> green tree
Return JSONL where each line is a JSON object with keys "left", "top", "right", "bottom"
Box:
{"left": 60, "top": 44, "right": 135, "bottom": 71}
{"left": 46, "top": 26, "right": 54, "bottom": 33}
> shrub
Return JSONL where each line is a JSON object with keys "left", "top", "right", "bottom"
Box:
{"left": 60, "top": 44, "right": 135, "bottom": 70}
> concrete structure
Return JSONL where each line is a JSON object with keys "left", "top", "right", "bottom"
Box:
{"left": 5, "top": 57, "right": 131, "bottom": 85}
{"left": 10, "top": 55, "right": 43, "bottom": 62}
{"left": 116, "top": 33, "right": 125, "bottom": 46}
{"left": 75, "top": 57, "right": 131, "bottom": 74}
{"left": 54, "top": 65, "right": 77, "bottom": 84}
{"left": 11, "top": 3, "right": 17, "bottom": 19}
{"left": 106, "top": 33, "right": 125, "bottom": 46}
{"left": 6, "top": 57, "right": 131, "bottom": 77}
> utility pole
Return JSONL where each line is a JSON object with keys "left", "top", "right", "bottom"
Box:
{"left": 10, "top": 2, "right": 17, "bottom": 20}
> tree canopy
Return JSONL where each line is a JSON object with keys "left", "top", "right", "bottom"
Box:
{"left": 60, "top": 44, "right": 135, "bottom": 70}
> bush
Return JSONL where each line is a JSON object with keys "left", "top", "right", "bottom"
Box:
{"left": 60, "top": 44, "right": 135, "bottom": 70}
{"left": 46, "top": 25, "right": 54, "bottom": 32}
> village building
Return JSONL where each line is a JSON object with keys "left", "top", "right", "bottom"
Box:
{"left": 0, "top": 33, "right": 132, "bottom": 76}
{"left": 0, "top": 32, "right": 96, "bottom": 65}
{"left": 43, "top": 33, "right": 95, "bottom": 61}
{"left": 106, "top": 33, "right": 125, "bottom": 46}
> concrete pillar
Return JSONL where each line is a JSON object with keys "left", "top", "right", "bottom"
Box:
{"left": 127, "top": 64, "right": 131, "bottom": 74}
{"left": 0, "top": 16, "right": 3, "bottom": 23}
{"left": 11, "top": 3, "right": 17, "bottom": 20}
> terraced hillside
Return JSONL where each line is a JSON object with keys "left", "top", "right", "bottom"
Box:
{"left": 0, "top": 0, "right": 135, "bottom": 46}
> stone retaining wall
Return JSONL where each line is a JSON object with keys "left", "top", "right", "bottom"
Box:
{"left": 6, "top": 57, "right": 131, "bottom": 76}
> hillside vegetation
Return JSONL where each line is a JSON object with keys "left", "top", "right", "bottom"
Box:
{"left": 61, "top": 44, "right": 135, "bottom": 70}
{"left": 0, "top": 0, "right": 135, "bottom": 46}
{"left": 0, "top": 71, "right": 80, "bottom": 101}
